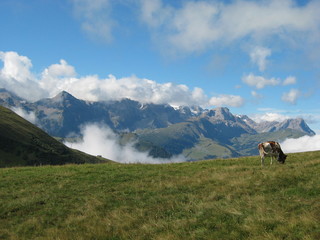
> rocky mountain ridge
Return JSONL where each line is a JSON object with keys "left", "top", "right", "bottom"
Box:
{"left": 238, "top": 114, "right": 315, "bottom": 135}
{"left": 0, "top": 88, "right": 314, "bottom": 136}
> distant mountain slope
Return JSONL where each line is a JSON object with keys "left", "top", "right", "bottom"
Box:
{"left": 34, "top": 91, "right": 197, "bottom": 136}
{"left": 134, "top": 108, "right": 309, "bottom": 160}
{"left": 0, "top": 89, "right": 316, "bottom": 161}
{"left": 0, "top": 106, "right": 109, "bottom": 167}
{"left": 239, "top": 115, "right": 315, "bottom": 135}
{"left": 35, "top": 91, "right": 113, "bottom": 136}
{"left": 0, "top": 89, "right": 314, "bottom": 136}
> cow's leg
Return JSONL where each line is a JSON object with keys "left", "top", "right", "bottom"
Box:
{"left": 261, "top": 156, "right": 264, "bottom": 166}
{"left": 270, "top": 156, "right": 273, "bottom": 165}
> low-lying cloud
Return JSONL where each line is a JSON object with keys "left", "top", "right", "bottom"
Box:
{"left": 10, "top": 107, "right": 37, "bottom": 124}
{"left": 281, "top": 135, "right": 320, "bottom": 153}
{"left": 64, "top": 124, "right": 187, "bottom": 164}
{"left": 250, "top": 112, "right": 290, "bottom": 123}
{"left": 209, "top": 94, "right": 244, "bottom": 107}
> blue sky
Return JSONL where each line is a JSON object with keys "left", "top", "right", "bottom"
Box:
{"left": 1, "top": 0, "right": 320, "bottom": 132}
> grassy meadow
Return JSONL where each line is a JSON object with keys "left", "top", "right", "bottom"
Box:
{"left": 0, "top": 151, "right": 320, "bottom": 240}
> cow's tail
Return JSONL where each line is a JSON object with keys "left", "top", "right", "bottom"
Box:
{"left": 258, "top": 143, "right": 268, "bottom": 155}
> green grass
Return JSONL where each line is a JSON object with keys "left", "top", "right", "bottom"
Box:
{"left": 1, "top": 151, "right": 320, "bottom": 239}
{"left": 182, "top": 136, "right": 237, "bottom": 160}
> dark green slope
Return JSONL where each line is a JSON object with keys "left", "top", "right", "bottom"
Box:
{"left": 0, "top": 106, "right": 109, "bottom": 167}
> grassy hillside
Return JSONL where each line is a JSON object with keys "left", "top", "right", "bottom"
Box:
{"left": 0, "top": 106, "right": 109, "bottom": 167}
{"left": 1, "top": 151, "right": 319, "bottom": 239}
{"left": 182, "top": 136, "right": 239, "bottom": 160}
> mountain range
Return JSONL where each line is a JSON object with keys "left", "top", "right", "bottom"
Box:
{"left": 0, "top": 88, "right": 315, "bottom": 161}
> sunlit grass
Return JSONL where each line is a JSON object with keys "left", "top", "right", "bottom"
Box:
{"left": 1, "top": 151, "right": 320, "bottom": 239}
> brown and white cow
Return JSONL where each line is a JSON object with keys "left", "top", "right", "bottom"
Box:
{"left": 258, "top": 141, "right": 287, "bottom": 166}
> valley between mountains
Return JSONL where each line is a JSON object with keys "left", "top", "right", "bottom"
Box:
{"left": 0, "top": 88, "right": 315, "bottom": 162}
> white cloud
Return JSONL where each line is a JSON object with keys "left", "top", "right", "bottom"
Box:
{"left": 40, "top": 73, "right": 211, "bottom": 107}
{"left": 168, "top": 1, "right": 221, "bottom": 53}
{"left": 281, "top": 135, "right": 320, "bottom": 153}
{"left": 251, "top": 112, "right": 289, "bottom": 123}
{"left": 140, "top": 0, "right": 223, "bottom": 53}
{"left": 42, "top": 59, "right": 76, "bottom": 78}
{"left": 0, "top": 51, "right": 47, "bottom": 101}
{"left": 243, "top": 74, "right": 298, "bottom": 92}
{"left": 283, "top": 76, "right": 297, "bottom": 86}
{"left": 250, "top": 46, "right": 271, "bottom": 72}
{"left": 139, "top": 0, "right": 173, "bottom": 28}
{"left": 242, "top": 73, "right": 280, "bottom": 89}
{"left": 64, "top": 123, "right": 186, "bottom": 164}
{"left": 139, "top": 0, "right": 320, "bottom": 53}
{"left": 67, "top": 0, "right": 320, "bottom": 52}
{"left": 0, "top": 51, "right": 34, "bottom": 82}
{"left": 282, "top": 88, "right": 300, "bottom": 104}
{"left": 209, "top": 94, "right": 244, "bottom": 107}
{"left": 40, "top": 59, "right": 77, "bottom": 94}
{"left": 71, "top": 0, "right": 114, "bottom": 42}
{"left": 0, "top": 51, "right": 213, "bottom": 107}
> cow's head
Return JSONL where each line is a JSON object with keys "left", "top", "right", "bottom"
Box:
{"left": 277, "top": 154, "right": 287, "bottom": 164}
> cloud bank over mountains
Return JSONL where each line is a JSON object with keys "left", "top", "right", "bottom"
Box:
{"left": 0, "top": 51, "right": 212, "bottom": 106}
{"left": 0, "top": 50, "right": 244, "bottom": 107}
{"left": 0, "top": 50, "right": 303, "bottom": 108}
{"left": 281, "top": 135, "right": 320, "bottom": 153}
